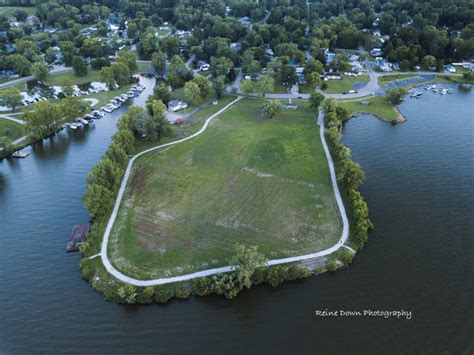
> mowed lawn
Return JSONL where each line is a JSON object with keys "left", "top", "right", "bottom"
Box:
{"left": 0, "top": 118, "right": 25, "bottom": 143}
{"left": 108, "top": 99, "right": 342, "bottom": 279}
{"left": 338, "top": 96, "right": 399, "bottom": 121}
{"left": 323, "top": 74, "right": 369, "bottom": 94}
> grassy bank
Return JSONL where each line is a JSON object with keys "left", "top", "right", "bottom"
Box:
{"left": 107, "top": 98, "right": 343, "bottom": 280}
{"left": 0, "top": 117, "right": 24, "bottom": 142}
{"left": 45, "top": 69, "right": 102, "bottom": 86}
{"left": 323, "top": 74, "right": 369, "bottom": 94}
{"left": 338, "top": 96, "right": 401, "bottom": 122}
{"left": 79, "top": 95, "right": 361, "bottom": 303}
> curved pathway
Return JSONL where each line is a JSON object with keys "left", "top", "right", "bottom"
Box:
{"left": 0, "top": 65, "right": 72, "bottom": 89}
{"left": 99, "top": 102, "right": 350, "bottom": 286}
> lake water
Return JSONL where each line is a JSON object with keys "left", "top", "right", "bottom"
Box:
{"left": 0, "top": 82, "right": 472, "bottom": 353}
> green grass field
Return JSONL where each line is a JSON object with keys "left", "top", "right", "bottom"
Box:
{"left": 323, "top": 74, "right": 369, "bottom": 94}
{"left": 108, "top": 98, "right": 343, "bottom": 279}
{"left": 45, "top": 69, "right": 102, "bottom": 86}
{"left": 0, "top": 118, "right": 24, "bottom": 143}
{"left": 338, "top": 96, "right": 400, "bottom": 121}
{"left": 378, "top": 74, "right": 418, "bottom": 86}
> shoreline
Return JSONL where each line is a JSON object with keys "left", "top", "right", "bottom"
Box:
{"left": 349, "top": 105, "right": 407, "bottom": 123}
{"left": 79, "top": 96, "right": 371, "bottom": 303}
{"left": 98, "top": 101, "right": 349, "bottom": 286}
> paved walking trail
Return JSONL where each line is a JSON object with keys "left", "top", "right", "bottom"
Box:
{"left": 99, "top": 101, "right": 350, "bottom": 286}
{"left": 0, "top": 65, "right": 72, "bottom": 89}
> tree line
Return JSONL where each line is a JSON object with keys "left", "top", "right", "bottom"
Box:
{"left": 322, "top": 98, "right": 374, "bottom": 250}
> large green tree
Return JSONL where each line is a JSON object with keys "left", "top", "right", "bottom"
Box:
{"left": 100, "top": 66, "right": 117, "bottom": 90}
{"left": 386, "top": 88, "right": 407, "bottom": 105}
{"left": 72, "top": 56, "right": 88, "bottom": 77}
{"left": 262, "top": 99, "right": 283, "bottom": 119}
{"left": 230, "top": 244, "right": 267, "bottom": 289}
{"left": 0, "top": 88, "right": 23, "bottom": 111}
{"left": 151, "top": 51, "right": 166, "bottom": 76}
{"left": 31, "top": 62, "right": 50, "bottom": 82}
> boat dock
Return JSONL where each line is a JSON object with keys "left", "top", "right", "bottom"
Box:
{"left": 66, "top": 224, "right": 90, "bottom": 252}
{"left": 11, "top": 151, "right": 29, "bottom": 158}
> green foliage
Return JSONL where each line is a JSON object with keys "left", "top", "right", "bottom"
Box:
{"left": 137, "top": 287, "right": 155, "bottom": 304}
{"left": 151, "top": 51, "right": 166, "bottom": 75}
{"left": 322, "top": 98, "right": 373, "bottom": 250}
{"left": 82, "top": 183, "right": 114, "bottom": 219}
{"left": 87, "top": 157, "right": 120, "bottom": 191}
{"left": 153, "top": 82, "right": 171, "bottom": 104}
{"left": 463, "top": 72, "right": 474, "bottom": 82}
{"left": 309, "top": 92, "right": 325, "bottom": 109}
{"left": 327, "top": 261, "right": 339, "bottom": 272}
{"left": 59, "top": 41, "right": 76, "bottom": 67}
{"left": 0, "top": 88, "right": 22, "bottom": 111}
{"left": 212, "top": 76, "right": 226, "bottom": 99}
{"left": 117, "top": 50, "right": 137, "bottom": 72}
{"left": 262, "top": 265, "right": 310, "bottom": 287}
{"left": 230, "top": 244, "right": 268, "bottom": 289}
{"left": 210, "top": 56, "right": 233, "bottom": 78}
{"left": 154, "top": 287, "right": 174, "bottom": 303}
{"left": 105, "top": 143, "right": 129, "bottom": 169}
{"left": 24, "top": 100, "right": 63, "bottom": 139}
{"left": 117, "top": 284, "right": 138, "bottom": 304}
{"left": 167, "top": 55, "right": 193, "bottom": 89}
{"left": 31, "top": 62, "right": 50, "bottom": 82}
{"left": 340, "top": 250, "right": 354, "bottom": 267}
{"left": 112, "top": 129, "right": 135, "bottom": 154}
{"left": 60, "top": 96, "right": 90, "bottom": 122}
{"left": 184, "top": 76, "right": 213, "bottom": 104}
{"left": 111, "top": 62, "right": 130, "bottom": 86}
{"left": 386, "top": 88, "right": 407, "bottom": 105}
{"left": 72, "top": 56, "right": 88, "bottom": 77}
{"left": 261, "top": 99, "right": 283, "bottom": 119}
{"left": 145, "top": 99, "right": 171, "bottom": 140}
{"left": 100, "top": 66, "right": 116, "bottom": 90}
{"left": 79, "top": 258, "right": 94, "bottom": 282}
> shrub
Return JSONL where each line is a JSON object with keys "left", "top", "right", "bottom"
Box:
{"left": 154, "top": 287, "right": 175, "bottom": 303}
{"left": 175, "top": 287, "right": 192, "bottom": 299}
{"left": 137, "top": 287, "right": 155, "bottom": 304}
{"left": 327, "top": 261, "right": 339, "bottom": 272}
{"left": 80, "top": 258, "right": 94, "bottom": 282}
{"left": 340, "top": 251, "right": 354, "bottom": 266}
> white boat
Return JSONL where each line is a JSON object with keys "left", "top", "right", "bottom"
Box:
{"left": 103, "top": 106, "right": 113, "bottom": 113}
{"left": 68, "top": 123, "right": 79, "bottom": 130}
{"left": 79, "top": 118, "right": 89, "bottom": 125}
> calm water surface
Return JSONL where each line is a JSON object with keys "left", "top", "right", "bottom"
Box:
{"left": 0, "top": 82, "right": 472, "bottom": 353}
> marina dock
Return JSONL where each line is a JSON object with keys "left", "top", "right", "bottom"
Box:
{"left": 66, "top": 224, "right": 90, "bottom": 252}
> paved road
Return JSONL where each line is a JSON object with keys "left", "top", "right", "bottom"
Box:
{"left": 226, "top": 68, "right": 243, "bottom": 94}
{"left": 0, "top": 65, "right": 72, "bottom": 89}
{"left": 99, "top": 105, "right": 350, "bottom": 286}
{"left": 0, "top": 114, "right": 25, "bottom": 125}
{"left": 324, "top": 58, "right": 380, "bottom": 99}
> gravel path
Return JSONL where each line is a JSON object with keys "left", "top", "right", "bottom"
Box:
{"left": 99, "top": 103, "right": 350, "bottom": 286}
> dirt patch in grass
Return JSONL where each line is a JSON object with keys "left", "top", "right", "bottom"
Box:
{"left": 130, "top": 166, "right": 151, "bottom": 195}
